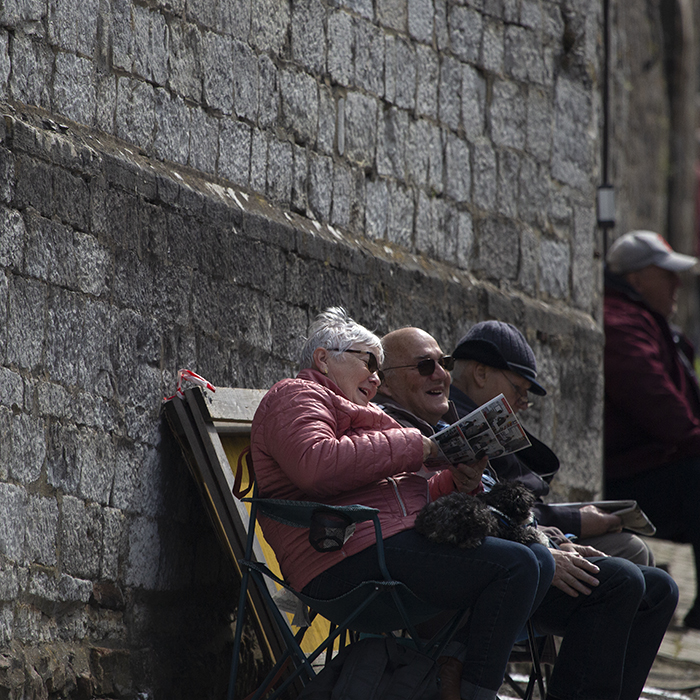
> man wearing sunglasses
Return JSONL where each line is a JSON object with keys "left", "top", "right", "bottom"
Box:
{"left": 374, "top": 324, "right": 678, "bottom": 700}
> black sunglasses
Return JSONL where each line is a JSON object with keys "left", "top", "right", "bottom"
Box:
{"left": 330, "top": 348, "right": 380, "bottom": 374}
{"left": 381, "top": 355, "right": 455, "bottom": 377}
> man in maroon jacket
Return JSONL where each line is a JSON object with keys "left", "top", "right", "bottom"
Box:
{"left": 604, "top": 230, "right": 700, "bottom": 627}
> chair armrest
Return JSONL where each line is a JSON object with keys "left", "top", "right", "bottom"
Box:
{"left": 243, "top": 498, "right": 379, "bottom": 529}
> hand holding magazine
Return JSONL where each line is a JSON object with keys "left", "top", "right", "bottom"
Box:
{"left": 426, "top": 394, "right": 531, "bottom": 469}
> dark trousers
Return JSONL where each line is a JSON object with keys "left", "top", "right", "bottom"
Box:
{"left": 607, "top": 456, "right": 700, "bottom": 609}
{"left": 303, "top": 530, "right": 555, "bottom": 694}
{"left": 532, "top": 558, "right": 677, "bottom": 700}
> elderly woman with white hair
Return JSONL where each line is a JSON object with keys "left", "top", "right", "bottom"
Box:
{"left": 251, "top": 308, "right": 555, "bottom": 700}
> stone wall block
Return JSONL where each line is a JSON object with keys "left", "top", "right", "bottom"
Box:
{"left": 461, "top": 64, "right": 485, "bottom": 139}
{"left": 444, "top": 131, "right": 470, "bottom": 203}
{"left": 77, "top": 431, "right": 115, "bottom": 506}
{"left": 291, "top": 143, "right": 308, "bottom": 213}
{"left": 504, "top": 25, "right": 544, "bottom": 85}
{"left": 0, "top": 0, "right": 44, "bottom": 27}
{"left": 53, "top": 53, "right": 96, "bottom": 128}
{"left": 331, "top": 0, "right": 372, "bottom": 20}
{"left": 188, "top": 108, "right": 218, "bottom": 173}
{"left": 472, "top": 139, "right": 496, "bottom": 210}
{"left": 153, "top": 88, "right": 191, "bottom": 165}
{"left": 132, "top": 5, "right": 168, "bottom": 86}
{"left": 202, "top": 31, "right": 233, "bottom": 114}
{"left": 365, "top": 177, "right": 388, "bottom": 239}
{"left": 407, "top": 0, "right": 433, "bottom": 44}
{"left": 46, "top": 423, "right": 81, "bottom": 495}
{"left": 518, "top": 155, "right": 549, "bottom": 228}
{"left": 406, "top": 119, "right": 442, "bottom": 192}
{"left": 438, "top": 55, "right": 462, "bottom": 132}
{"left": 280, "top": 69, "right": 319, "bottom": 146}
{"left": 233, "top": 40, "right": 259, "bottom": 122}
{"left": 415, "top": 45, "right": 438, "bottom": 120}
{"left": 167, "top": 21, "right": 203, "bottom": 103}
{"left": 292, "top": 0, "right": 326, "bottom": 75}
{"left": 328, "top": 10, "right": 354, "bottom": 87}
{"left": 331, "top": 162, "right": 352, "bottom": 228}
{"left": 377, "top": 0, "right": 407, "bottom": 31}
{"left": 0, "top": 367, "right": 23, "bottom": 410}
{"left": 496, "top": 148, "right": 520, "bottom": 219}
{"left": 218, "top": 119, "right": 252, "bottom": 188}
{"left": 54, "top": 169, "right": 91, "bottom": 232}
{"left": 186, "top": 0, "right": 218, "bottom": 29}
{"left": 61, "top": 497, "right": 103, "bottom": 580}
{"left": 48, "top": 0, "right": 98, "bottom": 55}
{"left": 376, "top": 105, "right": 407, "bottom": 180}
{"left": 317, "top": 85, "right": 335, "bottom": 156}
{"left": 476, "top": 216, "right": 519, "bottom": 280}
{"left": 115, "top": 78, "right": 156, "bottom": 153}
{"left": 539, "top": 238, "right": 570, "bottom": 299}
{"left": 308, "top": 152, "right": 333, "bottom": 221}
{"left": 392, "top": 37, "right": 416, "bottom": 111}
{"left": 551, "top": 76, "right": 594, "bottom": 190}
{"left": 0, "top": 483, "right": 28, "bottom": 562}
{"left": 9, "top": 412, "right": 46, "bottom": 484}
{"left": 481, "top": 17, "right": 504, "bottom": 74}
{"left": 0, "top": 206, "right": 25, "bottom": 270}
{"left": 249, "top": 128, "right": 268, "bottom": 193}
{"left": 7, "top": 276, "right": 45, "bottom": 371}
{"left": 258, "top": 54, "right": 280, "bottom": 129}
{"left": 490, "top": 79, "right": 526, "bottom": 150}
{"left": 354, "top": 18, "right": 385, "bottom": 97}
{"left": 26, "top": 496, "right": 58, "bottom": 566}
{"left": 448, "top": 5, "right": 481, "bottom": 63}
{"left": 343, "top": 91, "right": 377, "bottom": 167}
{"left": 386, "top": 180, "right": 413, "bottom": 248}
{"left": 266, "top": 138, "right": 293, "bottom": 206}
{"left": 572, "top": 204, "right": 596, "bottom": 311}
{"left": 455, "top": 209, "right": 474, "bottom": 269}
{"left": 518, "top": 225, "right": 538, "bottom": 295}
{"left": 526, "top": 86, "right": 552, "bottom": 161}
{"left": 9, "top": 33, "right": 52, "bottom": 109}
{"left": 0, "top": 145, "right": 15, "bottom": 205}
{"left": 110, "top": 0, "right": 134, "bottom": 72}
{"left": 250, "top": 0, "right": 290, "bottom": 54}
{"left": 15, "top": 155, "right": 54, "bottom": 218}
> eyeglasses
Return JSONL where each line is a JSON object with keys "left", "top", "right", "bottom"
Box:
{"left": 381, "top": 355, "right": 455, "bottom": 378}
{"left": 499, "top": 370, "right": 531, "bottom": 406}
{"left": 330, "top": 348, "right": 380, "bottom": 375}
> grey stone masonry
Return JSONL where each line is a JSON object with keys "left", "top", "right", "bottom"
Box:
{"left": 0, "top": 102, "right": 603, "bottom": 698}
{"left": 0, "top": 0, "right": 602, "bottom": 312}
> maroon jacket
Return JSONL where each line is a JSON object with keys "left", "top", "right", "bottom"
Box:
{"left": 604, "top": 272, "right": 700, "bottom": 480}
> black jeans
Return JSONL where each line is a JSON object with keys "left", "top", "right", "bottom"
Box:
{"left": 303, "top": 530, "right": 555, "bottom": 698}
{"left": 532, "top": 558, "right": 678, "bottom": 700}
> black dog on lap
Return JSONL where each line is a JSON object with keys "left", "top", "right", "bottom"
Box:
{"left": 414, "top": 482, "right": 548, "bottom": 548}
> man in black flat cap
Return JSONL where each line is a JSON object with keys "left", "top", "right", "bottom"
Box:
{"left": 450, "top": 319, "right": 652, "bottom": 564}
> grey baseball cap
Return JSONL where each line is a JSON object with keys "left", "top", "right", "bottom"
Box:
{"left": 606, "top": 230, "right": 699, "bottom": 274}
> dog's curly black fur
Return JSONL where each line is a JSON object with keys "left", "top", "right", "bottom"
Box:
{"left": 414, "top": 482, "right": 548, "bottom": 548}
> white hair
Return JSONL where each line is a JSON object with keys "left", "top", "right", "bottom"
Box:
{"left": 299, "top": 307, "right": 383, "bottom": 369}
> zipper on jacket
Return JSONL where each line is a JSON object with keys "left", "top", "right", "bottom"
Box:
{"left": 387, "top": 477, "right": 408, "bottom": 516}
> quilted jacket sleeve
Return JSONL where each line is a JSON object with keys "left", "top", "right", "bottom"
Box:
{"left": 255, "top": 379, "right": 426, "bottom": 499}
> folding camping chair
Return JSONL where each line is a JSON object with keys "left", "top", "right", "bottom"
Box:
{"left": 229, "top": 463, "right": 471, "bottom": 700}
{"left": 164, "top": 382, "right": 552, "bottom": 700}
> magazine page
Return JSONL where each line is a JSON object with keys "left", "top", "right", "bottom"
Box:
{"left": 428, "top": 394, "right": 531, "bottom": 468}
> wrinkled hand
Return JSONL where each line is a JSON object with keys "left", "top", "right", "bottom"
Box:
{"left": 558, "top": 541, "right": 607, "bottom": 558}
{"left": 448, "top": 455, "right": 489, "bottom": 493}
{"left": 550, "top": 549, "right": 600, "bottom": 597}
{"left": 579, "top": 505, "right": 622, "bottom": 537}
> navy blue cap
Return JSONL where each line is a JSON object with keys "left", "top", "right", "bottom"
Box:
{"left": 452, "top": 321, "right": 546, "bottom": 396}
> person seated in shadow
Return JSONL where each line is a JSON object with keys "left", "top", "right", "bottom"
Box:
{"left": 251, "top": 307, "right": 554, "bottom": 700}
{"left": 374, "top": 325, "right": 678, "bottom": 700}
{"left": 448, "top": 320, "right": 653, "bottom": 566}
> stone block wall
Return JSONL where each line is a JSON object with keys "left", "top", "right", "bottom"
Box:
{"left": 0, "top": 0, "right": 610, "bottom": 697}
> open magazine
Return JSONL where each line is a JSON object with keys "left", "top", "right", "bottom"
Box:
{"left": 548, "top": 500, "right": 656, "bottom": 536}
{"left": 426, "top": 393, "right": 531, "bottom": 469}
